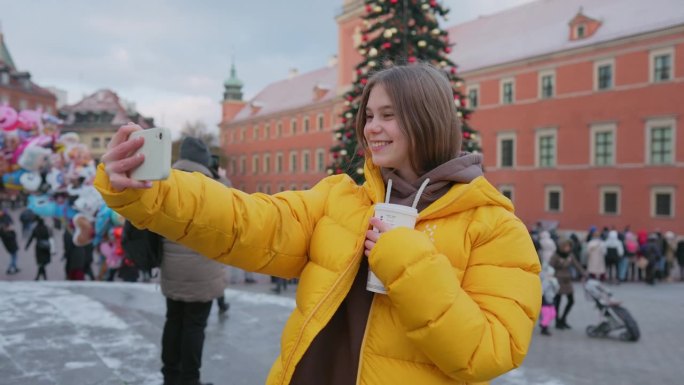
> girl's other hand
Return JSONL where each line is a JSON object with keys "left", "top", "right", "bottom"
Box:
{"left": 101, "top": 123, "right": 152, "bottom": 192}
{"left": 364, "top": 217, "right": 391, "bottom": 257}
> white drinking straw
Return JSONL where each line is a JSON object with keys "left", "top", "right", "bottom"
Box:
{"left": 385, "top": 179, "right": 393, "bottom": 203}
{"left": 412, "top": 178, "right": 431, "bottom": 208}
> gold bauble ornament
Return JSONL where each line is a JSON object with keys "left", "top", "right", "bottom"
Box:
{"left": 374, "top": 5, "right": 382, "bottom": 12}
{"left": 340, "top": 149, "right": 348, "bottom": 156}
{"left": 368, "top": 60, "right": 377, "bottom": 67}
{"left": 417, "top": 40, "right": 427, "bottom": 48}
{"left": 327, "top": 169, "right": 334, "bottom": 175}
{"left": 357, "top": 168, "right": 364, "bottom": 175}
{"left": 369, "top": 47, "right": 378, "bottom": 57}
{"left": 359, "top": 48, "right": 367, "bottom": 55}
{"left": 383, "top": 29, "right": 393, "bottom": 38}
{"left": 422, "top": 3, "right": 430, "bottom": 10}
{"left": 431, "top": 28, "right": 440, "bottom": 35}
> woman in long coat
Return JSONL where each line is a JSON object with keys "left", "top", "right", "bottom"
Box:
{"left": 586, "top": 232, "right": 606, "bottom": 280}
{"left": 550, "top": 239, "right": 585, "bottom": 329}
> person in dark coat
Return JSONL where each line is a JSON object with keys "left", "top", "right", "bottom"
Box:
{"left": 25, "top": 217, "right": 53, "bottom": 280}
{"left": 1, "top": 221, "right": 20, "bottom": 274}
{"left": 549, "top": 239, "right": 586, "bottom": 329}
{"left": 63, "top": 223, "right": 87, "bottom": 280}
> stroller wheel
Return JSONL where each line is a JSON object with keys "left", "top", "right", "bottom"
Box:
{"left": 586, "top": 325, "right": 600, "bottom": 337}
{"left": 619, "top": 331, "right": 632, "bottom": 341}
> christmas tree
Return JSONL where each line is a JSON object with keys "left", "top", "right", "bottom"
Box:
{"left": 328, "top": 0, "right": 480, "bottom": 183}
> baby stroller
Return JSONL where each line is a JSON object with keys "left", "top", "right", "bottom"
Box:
{"left": 583, "top": 279, "right": 640, "bottom": 342}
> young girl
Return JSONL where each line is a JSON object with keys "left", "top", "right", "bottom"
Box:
{"left": 96, "top": 64, "right": 541, "bottom": 385}
{"left": 539, "top": 264, "right": 559, "bottom": 336}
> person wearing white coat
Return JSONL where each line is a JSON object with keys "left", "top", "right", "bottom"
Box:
{"left": 586, "top": 232, "right": 607, "bottom": 280}
{"left": 539, "top": 231, "right": 557, "bottom": 265}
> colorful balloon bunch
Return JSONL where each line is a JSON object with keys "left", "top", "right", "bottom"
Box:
{"left": 1, "top": 103, "right": 121, "bottom": 248}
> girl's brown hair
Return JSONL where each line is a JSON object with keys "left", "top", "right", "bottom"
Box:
{"left": 355, "top": 63, "right": 462, "bottom": 175}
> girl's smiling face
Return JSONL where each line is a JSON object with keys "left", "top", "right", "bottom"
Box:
{"left": 363, "top": 84, "right": 417, "bottom": 181}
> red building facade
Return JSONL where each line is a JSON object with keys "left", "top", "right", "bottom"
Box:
{"left": 221, "top": 0, "right": 683, "bottom": 233}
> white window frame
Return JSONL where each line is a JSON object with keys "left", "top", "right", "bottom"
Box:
{"left": 538, "top": 69, "right": 556, "bottom": 99}
{"left": 590, "top": 122, "right": 616, "bottom": 166}
{"left": 290, "top": 118, "right": 298, "bottom": 136}
{"left": 575, "top": 24, "right": 586, "bottom": 39}
{"left": 500, "top": 78, "right": 515, "bottom": 105}
{"left": 497, "top": 132, "right": 516, "bottom": 168}
{"left": 252, "top": 154, "right": 259, "bottom": 175}
{"left": 240, "top": 127, "right": 246, "bottom": 142}
{"left": 276, "top": 122, "right": 283, "bottom": 138}
{"left": 316, "top": 148, "right": 326, "bottom": 172}
{"left": 651, "top": 186, "right": 675, "bottom": 218}
{"left": 545, "top": 185, "right": 563, "bottom": 213}
{"left": 466, "top": 84, "right": 480, "bottom": 109}
{"left": 303, "top": 117, "right": 310, "bottom": 133}
{"left": 263, "top": 153, "right": 271, "bottom": 174}
{"left": 275, "top": 152, "right": 283, "bottom": 173}
{"left": 535, "top": 127, "right": 557, "bottom": 168}
{"left": 302, "top": 150, "right": 311, "bottom": 173}
{"left": 265, "top": 184, "right": 272, "bottom": 194}
{"left": 499, "top": 184, "right": 514, "bottom": 202}
{"left": 264, "top": 123, "right": 271, "bottom": 139}
{"left": 650, "top": 47, "right": 674, "bottom": 83}
{"left": 599, "top": 186, "right": 621, "bottom": 215}
{"left": 317, "top": 113, "right": 325, "bottom": 131}
{"left": 645, "top": 117, "right": 676, "bottom": 165}
{"left": 289, "top": 151, "right": 298, "bottom": 173}
{"left": 594, "top": 58, "right": 615, "bottom": 91}
{"left": 253, "top": 125, "right": 260, "bottom": 140}
{"left": 239, "top": 156, "right": 246, "bottom": 175}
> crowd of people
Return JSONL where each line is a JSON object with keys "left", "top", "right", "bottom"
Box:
{"left": 532, "top": 223, "right": 684, "bottom": 337}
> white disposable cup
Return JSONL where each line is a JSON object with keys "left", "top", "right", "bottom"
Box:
{"left": 367, "top": 203, "right": 418, "bottom": 294}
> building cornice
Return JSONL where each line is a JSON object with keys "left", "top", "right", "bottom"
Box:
{"left": 223, "top": 96, "right": 340, "bottom": 128}
{"left": 461, "top": 24, "right": 684, "bottom": 78}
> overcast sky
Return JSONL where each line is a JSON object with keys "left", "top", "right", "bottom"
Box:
{"left": 1, "top": 0, "right": 534, "bottom": 137}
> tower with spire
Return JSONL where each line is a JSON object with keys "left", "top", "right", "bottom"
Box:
{"left": 220, "top": 59, "right": 246, "bottom": 124}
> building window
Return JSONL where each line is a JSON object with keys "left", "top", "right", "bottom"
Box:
{"left": 302, "top": 184, "right": 310, "bottom": 190}
{"left": 539, "top": 71, "right": 555, "bottom": 99}
{"left": 594, "top": 59, "right": 614, "bottom": 90}
{"left": 317, "top": 114, "right": 325, "bottom": 131}
{"left": 291, "top": 118, "right": 297, "bottom": 135}
{"left": 91, "top": 137, "right": 101, "bottom": 148}
{"left": 265, "top": 123, "right": 271, "bottom": 139}
{"left": 302, "top": 151, "right": 310, "bottom": 173}
{"left": 240, "top": 127, "right": 246, "bottom": 142}
{"left": 265, "top": 184, "right": 272, "bottom": 194}
{"left": 501, "top": 79, "right": 514, "bottom": 104}
{"left": 467, "top": 85, "right": 479, "bottom": 109}
{"left": 104, "top": 137, "right": 112, "bottom": 148}
{"left": 0, "top": 72, "right": 8, "bottom": 85}
{"left": 278, "top": 184, "right": 286, "bottom": 192}
{"left": 647, "top": 118, "right": 675, "bottom": 165}
{"left": 316, "top": 149, "right": 326, "bottom": 172}
{"left": 290, "top": 184, "right": 298, "bottom": 191}
{"left": 499, "top": 185, "right": 514, "bottom": 202}
{"left": 276, "top": 152, "right": 283, "bottom": 173}
{"left": 651, "top": 48, "right": 674, "bottom": 83}
{"left": 303, "top": 117, "right": 310, "bottom": 133}
{"left": 256, "top": 184, "right": 261, "bottom": 193}
{"left": 19, "top": 99, "right": 27, "bottom": 110}
{"left": 289, "top": 151, "right": 298, "bottom": 173}
{"left": 576, "top": 24, "right": 585, "bottom": 39}
{"left": 239, "top": 156, "right": 246, "bottom": 175}
{"left": 253, "top": 125, "right": 260, "bottom": 140}
{"left": 536, "top": 128, "right": 557, "bottom": 167}
{"left": 263, "top": 153, "right": 271, "bottom": 174}
{"left": 252, "top": 155, "right": 259, "bottom": 175}
{"left": 276, "top": 122, "right": 283, "bottom": 138}
{"left": 545, "top": 186, "right": 563, "bottom": 213}
{"left": 590, "top": 123, "right": 616, "bottom": 166}
{"left": 651, "top": 187, "right": 674, "bottom": 218}
{"left": 600, "top": 186, "right": 620, "bottom": 215}
{"left": 497, "top": 133, "right": 516, "bottom": 168}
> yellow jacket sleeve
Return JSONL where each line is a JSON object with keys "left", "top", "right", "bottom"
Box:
{"left": 368, "top": 217, "right": 541, "bottom": 383}
{"left": 94, "top": 164, "right": 333, "bottom": 277}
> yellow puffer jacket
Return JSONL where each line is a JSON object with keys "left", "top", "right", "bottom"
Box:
{"left": 94, "top": 160, "right": 541, "bottom": 385}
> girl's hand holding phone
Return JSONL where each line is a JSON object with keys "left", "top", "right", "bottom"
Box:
{"left": 101, "top": 123, "right": 153, "bottom": 192}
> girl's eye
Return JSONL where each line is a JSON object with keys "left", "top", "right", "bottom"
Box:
{"left": 383, "top": 114, "right": 394, "bottom": 119}
{"left": 366, "top": 115, "right": 373, "bottom": 120}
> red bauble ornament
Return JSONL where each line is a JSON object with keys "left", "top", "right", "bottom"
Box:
{"left": 346, "top": 132, "right": 353, "bottom": 138}
{"left": 341, "top": 117, "right": 347, "bottom": 123}
{"left": 390, "top": 0, "right": 398, "bottom": 4}
{"left": 444, "top": 47, "right": 452, "bottom": 54}
{"left": 362, "top": 34, "right": 369, "bottom": 42}
{"left": 366, "top": 5, "right": 372, "bottom": 12}
{"left": 463, "top": 132, "right": 471, "bottom": 139}
{"left": 336, "top": 168, "right": 343, "bottom": 174}
{"left": 450, "top": 67, "right": 457, "bottom": 74}
{"left": 333, "top": 152, "right": 339, "bottom": 159}
{"left": 430, "top": 0, "right": 437, "bottom": 7}
{"left": 408, "top": 56, "right": 417, "bottom": 63}
{"left": 382, "top": 42, "right": 391, "bottom": 49}
{"left": 356, "top": 69, "right": 363, "bottom": 75}
{"left": 357, "top": 149, "right": 365, "bottom": 156}
{"left": 360, "top": 78, "right": 368, "bottom": 85}
{"left": 347, "top": 95, "right": 354, "bottom": 101}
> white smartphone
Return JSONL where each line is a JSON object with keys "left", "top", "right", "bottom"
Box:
{"left": 128, "top": 127, "right": 172, "bottom": 181}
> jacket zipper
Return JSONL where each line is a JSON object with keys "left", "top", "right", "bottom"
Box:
{"left": 279, "top": 210, "right": 374, "bottom": 385}
{"left": 355, "top": 295, "right": 376, "bottom": 385}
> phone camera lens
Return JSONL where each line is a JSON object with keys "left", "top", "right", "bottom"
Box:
{"left": 159, "top": 133, "right": 163, "bottom": 139}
